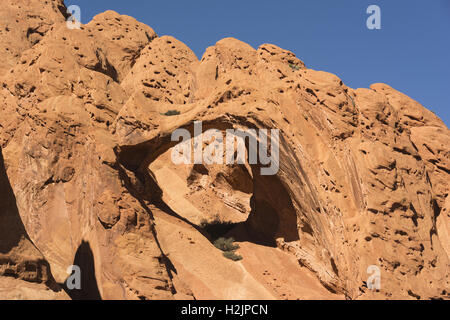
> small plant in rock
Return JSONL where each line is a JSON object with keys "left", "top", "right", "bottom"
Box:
{"left": 213, "top": 237, "right": 242, "bottom": 262}
{"left": 213, "top": 237, "right": 240, "bottom": 252}
{"left": 200, "top": 215, "right": 243, "bottom": 262}
{"left": 223, "top": 251, "right": 243, "bottom": 261}
{"left": 289, "top": 63, "right": 300, "bottom": 71}
{"left": 161, "top": 110, "right": 181, "bottom": 116}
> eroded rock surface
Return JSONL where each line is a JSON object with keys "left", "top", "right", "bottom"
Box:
{"left": 0, "top": 0, "right": 448, "bottom": 300}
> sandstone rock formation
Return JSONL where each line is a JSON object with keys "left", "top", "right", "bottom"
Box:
{"left": 0, "top": 1, "right": 448, "bottom": 300}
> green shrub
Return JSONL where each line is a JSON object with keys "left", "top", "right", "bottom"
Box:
{"left": 161, "top": 110, "right": 181, "bottom": 116}
{"left": 223, "top": 251, "right": 243, "bottom": 261}
{"left": 200, "top": 215, "right": 243, "bottom": 262}
{"left": 213, "top": 237, "right": 242, "bottom": 262}
{"left": 289, "top": 63, "right": 300, "bottom": 71}
{"left": 213, "top": 237, "right": 239, "bottom": 252}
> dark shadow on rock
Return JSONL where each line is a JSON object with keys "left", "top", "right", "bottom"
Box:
{"left": 244, "top": 164, "right": 300, "bottom": 246}
{"left": 0, "top": 147, "right": 31, "bottom": 254}
{"left": 63, "top": 241, "right": 102, "bottom": 300}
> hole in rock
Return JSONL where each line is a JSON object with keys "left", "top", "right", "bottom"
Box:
{"left": 119, "top": 123, "right": 301, "bottom": 247}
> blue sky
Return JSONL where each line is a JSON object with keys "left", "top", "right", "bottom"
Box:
{"left": 65, "top": 0, "right": 450, "bottom": 126}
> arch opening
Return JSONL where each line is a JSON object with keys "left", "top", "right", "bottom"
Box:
{"left": 117, "top": 121, "right": 300, "bottom": 247}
